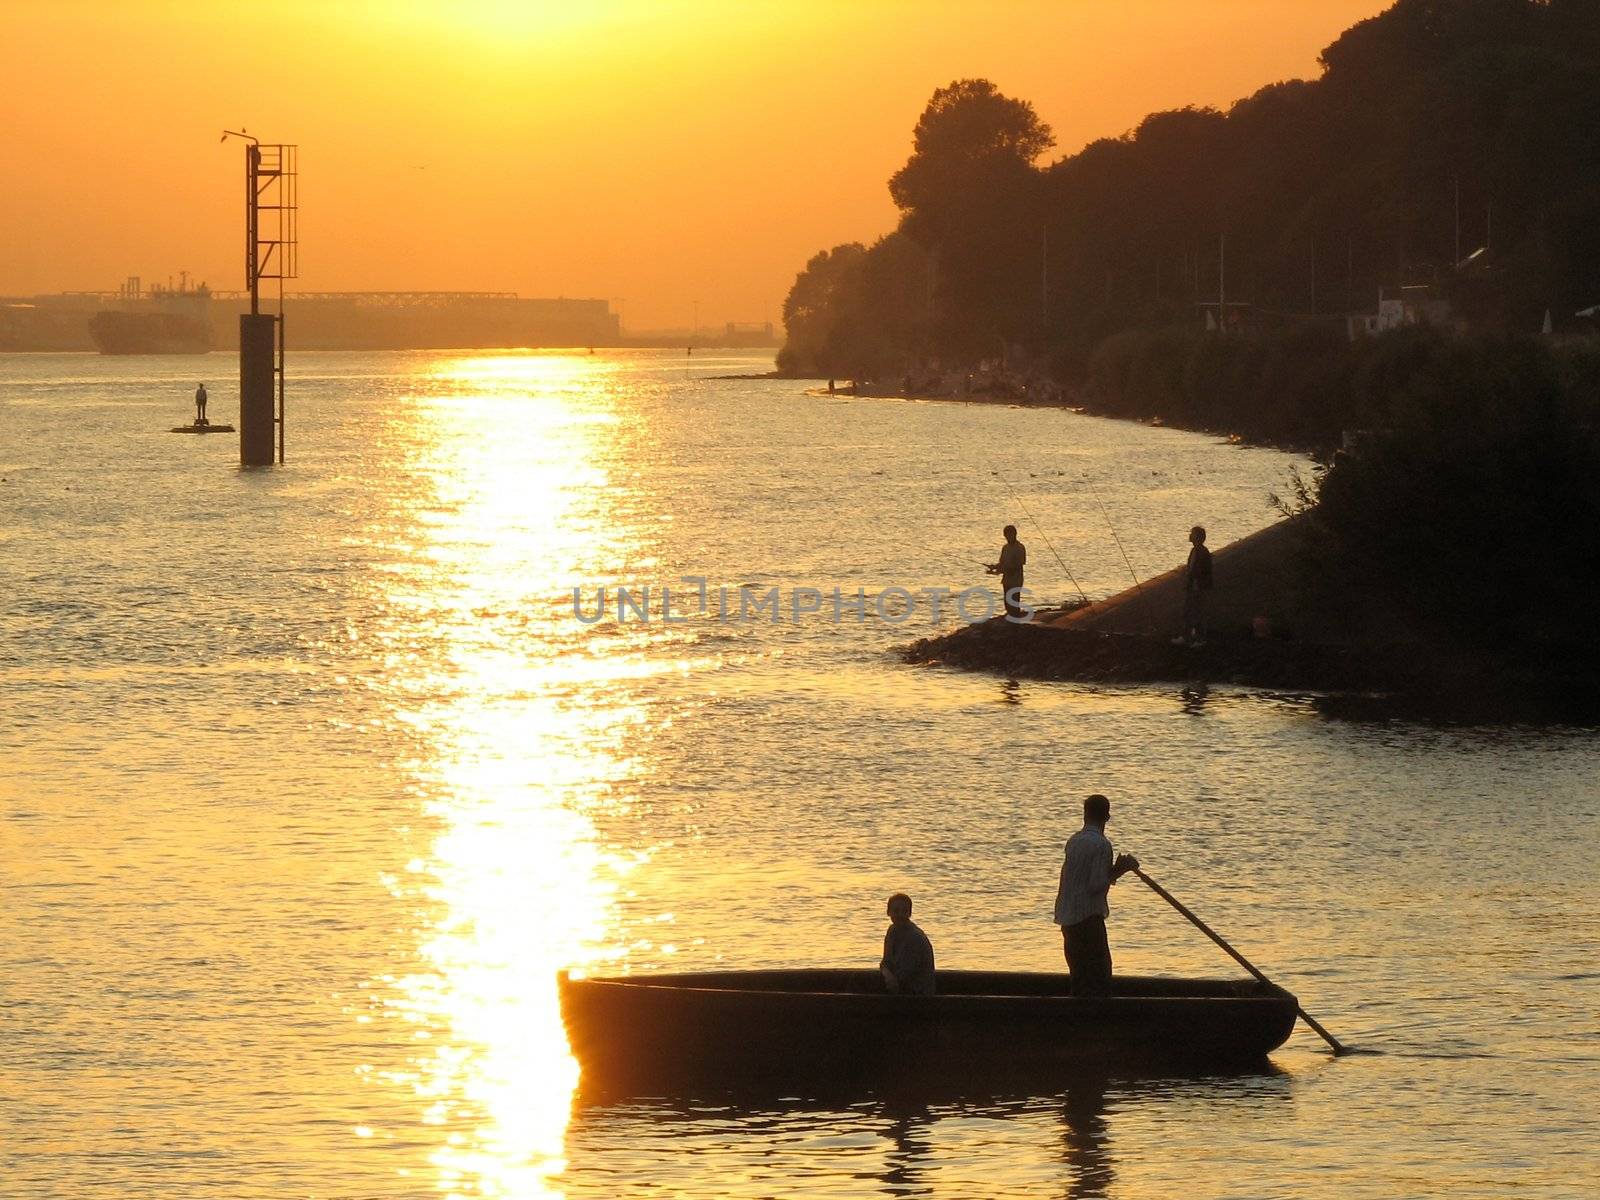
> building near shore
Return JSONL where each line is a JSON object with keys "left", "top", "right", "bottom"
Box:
{"left": 1346, "top": 284, "right": 1455, "bottom": 341}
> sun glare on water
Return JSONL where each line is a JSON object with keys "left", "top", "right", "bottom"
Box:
{"left": 364, "top": 353, "right": 651, "bottom": 1197}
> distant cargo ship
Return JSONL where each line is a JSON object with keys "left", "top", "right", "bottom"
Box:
{"left": 2, "top": 274, "right": 632, "bottom": 352}
{"left": 87, "top": 274, "right": 213, "bottom": 355}
{"left": 88, "top": 310, "right": 211, "bottom": 355}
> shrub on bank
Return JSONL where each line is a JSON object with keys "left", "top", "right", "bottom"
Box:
{"left": 1309, "top": 336, "right": 1600, "bottom": 654}
{"left": 1085, "top": 324, "right": 1598, "bottom": 452}
{"left": 1090, "top": 325, "right": 1600, "bottom": 656}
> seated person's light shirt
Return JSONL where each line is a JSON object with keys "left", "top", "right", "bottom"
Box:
{"left": 1054, "top": 824, "right": 1113, "bottom": 927}
{"left": 881, "top": 921, "right": 937, "bottom": 995}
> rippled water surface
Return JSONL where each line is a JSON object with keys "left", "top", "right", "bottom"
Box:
{"left": 3, "top": 350, "right": 1598, "bottom": 1198}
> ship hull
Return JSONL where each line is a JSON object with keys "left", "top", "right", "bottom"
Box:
{"left": 89, "top": 311, "right": 211, "bottom": 355}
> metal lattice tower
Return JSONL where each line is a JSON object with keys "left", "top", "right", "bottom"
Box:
{"left": 246, "top": 143, "right": 298, "bottom": 316}
{"left": 224, "top": 131, "right": 298, "bottom": 464}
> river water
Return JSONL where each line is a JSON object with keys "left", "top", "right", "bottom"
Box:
{"left": 2, "top": 349, "right": 1597, "bottom": 1199}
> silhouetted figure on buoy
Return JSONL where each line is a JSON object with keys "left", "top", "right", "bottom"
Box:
{"left": 986, "top": 524, "right": 1027, "bottom": 619}
{"left": 194, "top": 382, "right": 208, "bottom": 426}
{"left": 1179, "top": 525, "right": 1213, "bottom": 645}
{"left": 879, "top": 893, "right": 936, "bottom": 995}
{"left": 1054, "top": 794, "right": 1139, "bottom": 997}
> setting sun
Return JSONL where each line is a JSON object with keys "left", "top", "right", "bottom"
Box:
{"left": 3, "top": 0, "right": 1384, "bottom": 329}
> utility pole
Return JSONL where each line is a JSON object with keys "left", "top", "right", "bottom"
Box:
{"left": 1310, "top": 237, "right": 1317, "bottom": 314}
{"left": 1453, "top": 176, "right": 1461, "bottom": 266}
{"left": 1219, "top": 232, "right": 1226, "bottom": 333}
{"left": 1347, "top": 235, "right": 1354, "bottom": 309}
{"left": 1040, "top": 226, "right": 1049, "bottom": 325}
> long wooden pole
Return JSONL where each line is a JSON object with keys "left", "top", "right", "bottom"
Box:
{"left": 1132, "top": 867, "right": 1347, "bottom": 1055}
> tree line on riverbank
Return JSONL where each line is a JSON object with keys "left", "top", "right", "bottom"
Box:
{"left": 779, "top": 0, "right": 1600, "bottom": 388}
{"left": 780, "top": 0, "right": 1600, "bottom": 678}
{"left": 1287, "top": 334, "right": 1599, "bottom": 666}
{"left": 1096, "top": 328, "right": 1599, "bottom": 674}
{"left": 1086, "top": 322, "right": 1600, "bottom": 448}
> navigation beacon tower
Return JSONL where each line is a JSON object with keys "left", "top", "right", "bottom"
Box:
{"left": 222, "top": 131, "right": 297, "bottom": 465}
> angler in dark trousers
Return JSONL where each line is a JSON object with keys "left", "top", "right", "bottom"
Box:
{"left": 987, "top": 524, "right": 1028, "bottom": 619}
{"left": 1180, "top": 525, "right": 1213, "bottom": 645}
{"left": 1054, "top": 793, "right": 1139, "bottom": 997}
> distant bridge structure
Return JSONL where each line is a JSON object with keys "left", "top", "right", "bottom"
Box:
{"left": 207, "top": 290, "right": 519, "bottom": 306}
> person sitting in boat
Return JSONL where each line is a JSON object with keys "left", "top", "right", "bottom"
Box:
{"left": 1054, "top": 794, "right": 1139, "bottom": 997}
{"left": 879, "top": 892, "right": 936, "bottom": 995}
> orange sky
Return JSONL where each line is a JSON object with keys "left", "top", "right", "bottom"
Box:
{"left": 1, "top": 0, "right": 1389, "bottom": 330}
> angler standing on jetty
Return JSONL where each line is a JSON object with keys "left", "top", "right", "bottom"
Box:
{"left": 1054, "top": 793, "right": 1140, "bottom": 996}
{"left": 1180, "top": 525, "right": 1213, "bottom": 645}
{"left": 987, "top": 524, "right": 1027, "bottom": 619}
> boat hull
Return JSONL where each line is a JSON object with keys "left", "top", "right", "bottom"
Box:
{"left": 559, "top": 969, "right": 1298, "bottom": 1088}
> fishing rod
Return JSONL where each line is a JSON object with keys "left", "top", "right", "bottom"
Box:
{"left": 996, "top": 473, "right": 1089, "bottom": 605}
{"left": 900, "top": 458, "right": 1060, "bottom": 582}
{"left": 910, "top": 542, "right": 991, "bottom": 572}
{"left": 1081, "top": 471, "right": 1142, "bottom": 593}
{"left": 873, "top": 517, "right": 991, "bottom": 575}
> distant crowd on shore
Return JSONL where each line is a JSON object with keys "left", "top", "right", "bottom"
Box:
{"left": 825, "top": 363, "right": 1068, "bottom": 406}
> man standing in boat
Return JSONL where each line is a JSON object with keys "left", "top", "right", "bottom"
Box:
{"left": 987, "top": 524, "right": 1027, "bottom": 619}
{"left": 1055, "top": 794, "right": 1139, "bottom": 997}
{"left": 194, "top": 382, "right": 208, "bottom": 426}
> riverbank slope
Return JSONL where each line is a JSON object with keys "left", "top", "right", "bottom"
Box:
{"left": 903, "top": 518, "right": 1600, "bottom": 720}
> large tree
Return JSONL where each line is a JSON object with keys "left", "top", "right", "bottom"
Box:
{"left": 889, "top": 79, "right": 1054, "bottom": 356}
{"left": 889, "top": 78, "right": 1054, "bottom": 243}
{"left": 776, "top": 234, "right": 932, "bottom": 377}
{"left": 780, "top": 0, "right": 1600, "bottom": 374}
{"left": 776, "top": 243, "right": 867, "bottom": 375}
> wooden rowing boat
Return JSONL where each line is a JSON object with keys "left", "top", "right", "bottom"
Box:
{"left": 559, "top": 968, "right": 1298, "bottom": 1085}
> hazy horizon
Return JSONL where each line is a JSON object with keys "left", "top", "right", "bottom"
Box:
{"left": 3, "top": 0, "right": 1386, "bottom": 329}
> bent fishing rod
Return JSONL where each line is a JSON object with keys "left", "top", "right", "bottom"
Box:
{"left": 995, "top": 473, "right": 1089, "bottom": 605}
{"left": 1081, "top": 471, "right": 1142, "bottom": 593}
{"left": 897, "top": 537, "right": 992, "bottom": 573}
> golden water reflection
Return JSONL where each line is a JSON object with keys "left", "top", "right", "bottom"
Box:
{"left": 373, "top": 353, "right": 651, "bottom": 1197}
